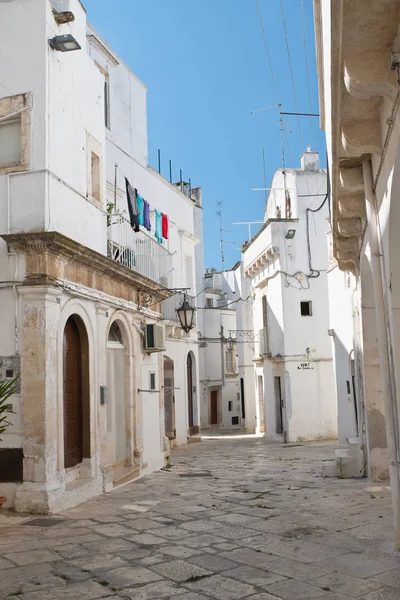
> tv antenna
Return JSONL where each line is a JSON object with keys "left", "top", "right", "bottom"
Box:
{"left": 216, "top": 201, "right": 235, "bottom": 271}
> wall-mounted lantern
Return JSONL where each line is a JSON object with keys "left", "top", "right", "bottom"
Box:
{"left": 176, "top": 294, "right": 196, "bottom": 333}
{"left": 285, "top": 229, "right": 296, "bottom": 239}
{"left": 226, "top": 336, "right": 235, "bottom": 352}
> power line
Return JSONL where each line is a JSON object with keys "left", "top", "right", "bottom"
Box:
{"left": 255, "top": 0, "right": 280, "bottom": 104}
{"left": 300, "top": 0, "right": 315, "bottom": 147}
{"left": 279, "top": 0, "right": 302, "bottom": 145}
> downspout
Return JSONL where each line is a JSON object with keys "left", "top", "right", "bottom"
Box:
{"left": 363, "top": 159, "right": 400, "bottom": 550}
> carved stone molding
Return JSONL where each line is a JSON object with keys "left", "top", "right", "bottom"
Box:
{"left": 337, "top": 217, "right": 363, "bottom": 238}
{"left": 338, "top": 193, "right": 366, "bottom": 220}
{"left": 339, "top": 166, "right": 364, "bottom": 192}
{"left": 344, "top": 50, "right": 398, "bottom": 101}
{"left": 342, "top": 120, "right": 382, "bottom": 156}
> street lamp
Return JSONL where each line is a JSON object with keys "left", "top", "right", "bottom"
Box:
{"left": 176, "top": 294, "right": 195, "bottom": 333}
{"left": 49, "top": 34, "right": 81, "bottom": 52}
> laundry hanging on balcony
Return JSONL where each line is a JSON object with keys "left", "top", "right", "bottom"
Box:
{"left": 143, "top": 200, "right": 151, "bottom": 232}
{"left": 125, "top": 178, "right": 140, "bottom": 232}
{"left": 137, "top": 193, "right": 144, "bottom": 226}
{"left": 162, "top": 213, "right": 169, "bottom": 240}
{"left": 155, "top": 209, "right": 163, "bottom": 243}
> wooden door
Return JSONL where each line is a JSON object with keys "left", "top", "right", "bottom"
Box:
{"left": 63, "top": 318, "right": 83, "bottom": 469}
{"left": 274, "top": 376, "right": 283, "bottom": 434}
{"left": 210, "top": 391, "right": 218, "bottom": 425}
{"left": 187, "top": 354, "right": 194, "bottom": 428}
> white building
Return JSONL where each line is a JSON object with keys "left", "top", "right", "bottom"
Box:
{"left": 314, "top": 0, "right": 400, "bottom": 549}
{"left": 0, "top": 0, "right": 201, "bottom": 513}
{"left": 242, "top": 149, "right": 337, "bottom": 442}
{"left": 198, "top": 265, "right": 257, "bottom": 432}
{"left": 199, "top": 268, "right": 241, "bottom": 430}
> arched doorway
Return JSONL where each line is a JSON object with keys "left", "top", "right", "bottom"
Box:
{"left": 187, "top": 352, "right": 198, "bottom": 434}
{"left": 106, "top": 322, "right": 128, "bottom": 467}
{"left": 164, "top": 356, "right": 175, "bottom": 440}
{"left": 63, "top": 316, "right": 89, "bottom": 469}
{"left": 187, "top": 353, "right": 194, "bottom": 430}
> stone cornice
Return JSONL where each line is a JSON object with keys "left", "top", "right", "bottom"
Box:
{"left": 1, "top": 231, "right": 172, "bottom": 309}
{"left": 325, "top": 0, "right": 400, "bottom": 274}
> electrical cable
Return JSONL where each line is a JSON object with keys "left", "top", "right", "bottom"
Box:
{"left": 255, "top": 0, "right": 280, "bottom": 105}
{"left": 300, "top": 0, "right": 315, "bottom": 148}
{"left": 279, "top": 0, "right": 302, "bottom": 144}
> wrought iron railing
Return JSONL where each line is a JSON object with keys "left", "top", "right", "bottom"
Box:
{"left": 107, "top": 216, "right": 173, "bottom": 284}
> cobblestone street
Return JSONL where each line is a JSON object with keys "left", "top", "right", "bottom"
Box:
{"left": 0, "top": 436, "right": 399, "bottom": 599}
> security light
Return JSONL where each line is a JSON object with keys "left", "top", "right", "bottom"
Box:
{"left": 285, "top": 229, "right": 296, "bottom": 239}
{"left": 49, "top": 34, "right": 81, "bottom": 53}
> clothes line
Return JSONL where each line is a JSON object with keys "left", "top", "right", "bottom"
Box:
{"left": 112, "top": 162, "right": 169, "bottom": 243}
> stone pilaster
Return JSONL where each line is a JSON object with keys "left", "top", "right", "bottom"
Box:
{"left": 14, "top": 286, "right": 63, "bottom": 513}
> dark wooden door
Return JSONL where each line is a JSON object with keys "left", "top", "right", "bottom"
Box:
{"left": 187, "top": 354, "right": 194, "bottom": 428}
{"left": 64, "top": 318, "right": 83, "bottom": 469}
{"left": 210, "top": 391, "right": 218, "bottom": 425}
{"left": 274, "top": 376, "right": 283, "bottom": 434}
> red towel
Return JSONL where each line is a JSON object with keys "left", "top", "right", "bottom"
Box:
{"left": 162, "top": 213, "right": 169, "bottom": 240}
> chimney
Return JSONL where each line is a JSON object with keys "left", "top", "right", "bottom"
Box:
{"left": 300, "top": 146, "right": 320, "bottom": 171}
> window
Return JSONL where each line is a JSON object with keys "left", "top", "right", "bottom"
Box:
{"left": 300, "top": 301, "right": 312, "bottom": 316}
{"left": 232, "top": 416, "right": 239, "bottom": 425}
{"left": 225, "top": 350, "right": 234, "bottom": 374}
{"left": 90, "top": 151, "right": 101, "bottom": 201}
{"left": 206, "top": 298, "right": 213, "bottom": 309}
{"left": 228, "top": 401, "right": 233, "bottom": 412}
{"left": 150, "top": 372, "right": 156, "bottom": 391}
{"left": 104, "top": 76, "right": 110, "bottom": 129}
{"left": 185, "top": 256, "right": 193, "bottom": 294}
{"left": 0, "top": 118, "right": 21, "bottom": 166}
{"left": 262, "top": 295, "right": 268, "bottom": 329}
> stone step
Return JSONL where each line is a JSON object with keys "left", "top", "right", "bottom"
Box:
{"left": 322, "top": 454, "right": 363, "bottom": 478}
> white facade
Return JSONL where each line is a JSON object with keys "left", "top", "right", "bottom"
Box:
{"left": 0, "top": 0, "right": 202, "bottom": 512}
{"left": 199, "top": 269, "right": 241, "bottom": 430}
{"left": 314, "top": 0, "right": 400, "bottom": 548}
{"left": 242, "top": 150, "right": 337, "bottom": 442}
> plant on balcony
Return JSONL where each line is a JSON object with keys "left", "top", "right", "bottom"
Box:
{"left": 0, "top": 374, "right": 19, "bottom": 441}
{"left": 107, "top": 201, "right": 125, "bottom": 227}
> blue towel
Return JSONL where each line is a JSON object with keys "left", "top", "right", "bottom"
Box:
{"left": 137, "top": 194, "right": 144, "bottom": 226}
{"left": 155, "top": 210, "right": 163, "bottom": 243}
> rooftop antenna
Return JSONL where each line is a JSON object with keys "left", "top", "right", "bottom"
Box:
{"left": 233, "top": 221, "right": 264, "bottom": 240}
{"left": 216, "top": 201, "right": 235, "bottom": 270}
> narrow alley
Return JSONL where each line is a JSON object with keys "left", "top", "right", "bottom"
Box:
{"left": 0, "top": 437, "right": 398, "bottom": 600}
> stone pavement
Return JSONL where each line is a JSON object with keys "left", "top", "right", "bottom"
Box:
{"left": 0, "top": 436, "right": 399, "bottom": 599}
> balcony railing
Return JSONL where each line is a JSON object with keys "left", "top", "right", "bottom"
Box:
{"left": 259, "top": 327, "right": 269, "bottom": 356}
{"left": 107, "top": 216, "right": 173, "bottom": 284}
{"left": 162, "top": 293, "right": 196, "bottom": 324}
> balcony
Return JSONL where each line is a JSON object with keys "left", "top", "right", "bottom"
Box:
{"left": 259, "top": 327, "right": 270, "bottom": 356}
{"left": 162, "top": 293, "right": 196, "bottom": 324}
{"left": 107, "top": 216, "right": 173, "bottom": 285}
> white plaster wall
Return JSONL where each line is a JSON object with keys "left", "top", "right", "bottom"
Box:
{"left": 0, "top": 0, "right": 106, "bottom": 253}
{"left": 284, "top": 361, "right": 337, "bottom": 441}
{"left": 327, "top": 266, "right": 359, "bottom": 444}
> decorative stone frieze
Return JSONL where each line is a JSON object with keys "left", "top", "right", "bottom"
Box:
{"left": 344, "top": 50, "right": 398, "bottom": 101}
{"left": 342, "top": 120, "right": 382, "bottom": 156}
{"left": 338, "top": 193, "right": 366, "bottom": 219}
{"left": 1, "top": 232, "right": 172, "bottom": 312}
{"left": 337, "top": 217, "right": 363, "bottom": 238}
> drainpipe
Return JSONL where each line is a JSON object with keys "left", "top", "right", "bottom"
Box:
{"left": 363, "top": 159, "right": 400, "bottom": 550}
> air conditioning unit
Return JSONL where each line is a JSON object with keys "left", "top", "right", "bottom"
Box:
{"left": 144, "top": 324, "right": 165, "bottom": 353}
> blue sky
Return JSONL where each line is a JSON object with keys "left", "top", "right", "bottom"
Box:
{"left": 83, "top": 0, "right": 326, "bottom": 270}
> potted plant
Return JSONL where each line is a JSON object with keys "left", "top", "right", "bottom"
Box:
{"left": 0, "top": 374, "right": 20, "bottom": 510}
